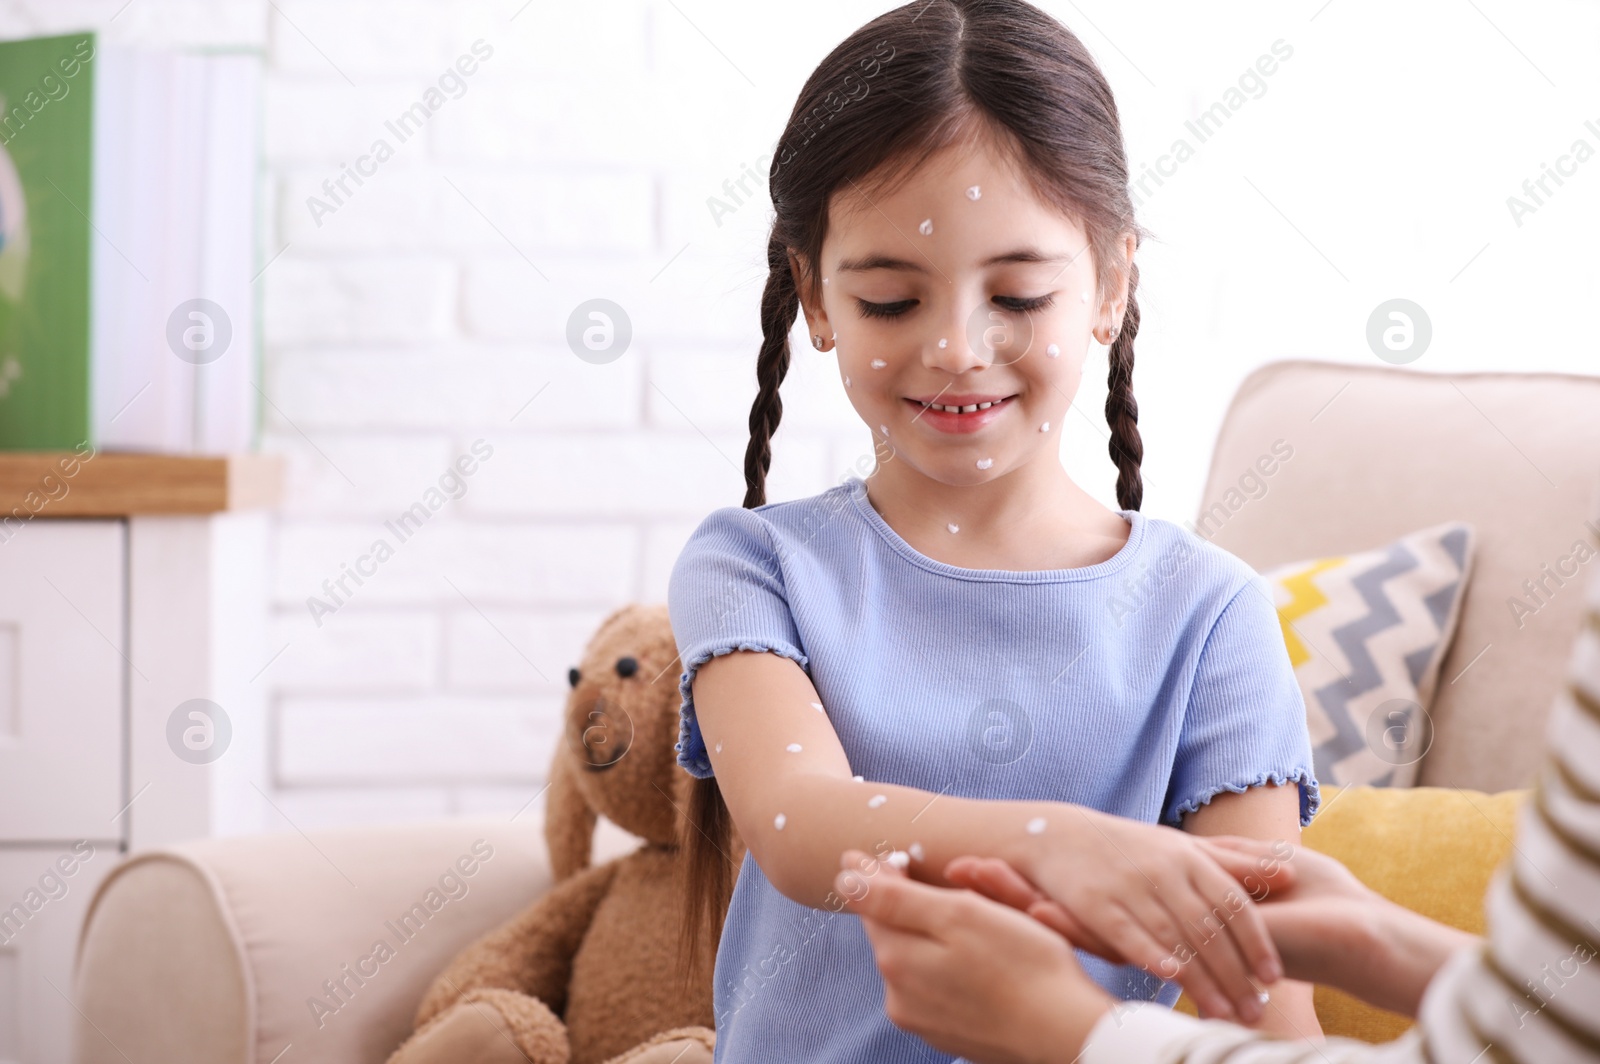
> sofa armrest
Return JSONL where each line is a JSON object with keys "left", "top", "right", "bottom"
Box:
{"left": 73, "top": 813, "right": 642, "bottom": 1064}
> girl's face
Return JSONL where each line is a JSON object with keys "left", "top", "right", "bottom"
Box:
{"left": 794, "top": 142, "right": 1132, "bottom": 489}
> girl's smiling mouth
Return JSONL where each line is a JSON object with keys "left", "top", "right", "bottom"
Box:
{"left": 904, "top": 393, "right": 1018, "bottom": 433}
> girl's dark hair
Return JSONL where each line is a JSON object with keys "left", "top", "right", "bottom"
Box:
{"left": 676, "top": 0, "right": 1149, "bottom": 991}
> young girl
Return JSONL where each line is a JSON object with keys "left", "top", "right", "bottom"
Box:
{"left": 667, "top": 1, "right": 1322, "bottom": 1059}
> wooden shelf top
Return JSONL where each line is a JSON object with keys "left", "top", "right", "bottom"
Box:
{"left": 0, "top": 451, "right": 283, "bottom": 516}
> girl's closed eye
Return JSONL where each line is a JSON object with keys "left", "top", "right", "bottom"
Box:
{"left": 854, "top": 293, "right": 1058, "bottom": 319}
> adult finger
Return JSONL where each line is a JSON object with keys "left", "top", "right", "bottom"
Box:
{"left": 944, "top": 856, "right": 1046, "bottom": 911}
{"left": 836, "top": 863, "right": 966, "bottom": 938}
{"left": 1194, "top": 837, "right": 1297, "bottom": 898}
{"left": 838, "top": 847, "right": 907, "bottom": 879}
{"left": 943, "top": 858, "right": 1137, "bottom": 958}
{"left": 1023, "top": 900, "right": 1123, "bottom": 960}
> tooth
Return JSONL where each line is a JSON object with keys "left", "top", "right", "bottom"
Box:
{"left": 961, "top": 404, "right": 977, "bottom": 413}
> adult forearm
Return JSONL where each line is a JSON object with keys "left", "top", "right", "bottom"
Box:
{"left": 1366, "top": 900, "right": 1479, "bottom": 1017}
{"left": 1299, "top": 899, "right": 1477, "bottom": 1018}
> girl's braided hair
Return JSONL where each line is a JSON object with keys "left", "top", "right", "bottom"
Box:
{"left": 677, "top": 0, "right": 1149, "bottom": 989}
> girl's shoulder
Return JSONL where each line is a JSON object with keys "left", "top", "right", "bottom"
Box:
{"left": 669, "top": 478, "right": 859, "bottom": 583}
{"left": 1124, "top": 514, "right": 1273, "bottom": 609}
{"left": 680, "top": 479, "right": 860, "bottom": 550}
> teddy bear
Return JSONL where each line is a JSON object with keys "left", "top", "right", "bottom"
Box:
{"left": 386, "top": 603, "right": 744, "bottom": 1064}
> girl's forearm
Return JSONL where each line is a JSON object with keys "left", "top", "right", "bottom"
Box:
{"left": 750, "top": 771, "right": 1072, "bottom": 908}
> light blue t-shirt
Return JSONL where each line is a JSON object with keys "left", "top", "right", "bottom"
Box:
{"left": 668, "top": 474, "right": 1319, "bottom": 1064}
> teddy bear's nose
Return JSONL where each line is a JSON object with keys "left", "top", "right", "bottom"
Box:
{"left": 574, "top": 695, "right": 634, "bottom": 771}
{"left": 568, "top": 667, "right": 581, "bottom": 689}
{"left": 615, "top": 656, "right": 638, "bottom": 678}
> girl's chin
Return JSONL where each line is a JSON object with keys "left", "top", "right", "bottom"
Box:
{"left": 882, "top": 451, "right": 1017, "bottom": 485}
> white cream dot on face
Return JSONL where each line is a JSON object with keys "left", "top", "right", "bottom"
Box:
{"left": 853, "top": 774, "right": 864, "bottom": 781}
{"left": 938, "top": 338, "right": 948, "bottom": 349}
{"left": 976, "top": 457, "right": 993, "bottom": 470}
{"left": 886, "top": 850, "right": 910, "bottom": 870}
{"left": 1046, "top": 343, "right": 1060, "bottom": 358}
{"left": 1040, "top": 421, "right": 1050, "bottom": 432}
{"left": 868, "top": 794, "right": 888, "bottom": 809}
{"left": 786, "top": 743, "right": 802, "bottom": 753}
{"left": 774, "top": 813, "right": 787, "bottom": 831}
{"left": 1026, "top": 816, "right": 1047, "bottom": 835}
{"left": 947, "top": 523, "right": 959, "bottom": 533}
{"left": 823, "top": 277, "right": 830, "bottom": 285}
{"left": 918, "top": 218, "right": 933, "bottom": 236}
{"left": 715, "top": 741, "right": 723, "bottom": 753}
{"left": 879, "top": 424, "right": 888, "bottom": 436}
{"left": 966, "top": 185, "right": 981, "bottom": 200}
{"left": 811, "top": 701, "right": 824, "bottom": 712}
{"left": 909, "top": 841, "right": 925, "bottom": 862}
{"left": 844, "top": 375, "right": 851, "bottom": 387}
{"left": 870, "top": 358, "right": 886, "bottom": 368}
{"left": 1080, "top": 291, "right": 1090, "bottom": 303}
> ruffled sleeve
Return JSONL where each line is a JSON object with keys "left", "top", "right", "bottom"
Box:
{"left": 666, "top": 506, "right": 810, "bottom": 779}
{"left": 1163, "top": 574, "right": 1321, "bottom": 828}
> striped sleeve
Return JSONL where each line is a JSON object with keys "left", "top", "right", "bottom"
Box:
{"left": 1082, "top": 575, "right": 1600, "bottom": 1064}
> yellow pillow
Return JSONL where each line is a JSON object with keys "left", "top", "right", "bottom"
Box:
{"left": 1174, "top": 783, "right": 1527, "bottom": 1042}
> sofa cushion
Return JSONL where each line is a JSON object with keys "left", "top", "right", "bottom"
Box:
{"left": 1259, "top": 521, "right": 1475, "bottom": 787}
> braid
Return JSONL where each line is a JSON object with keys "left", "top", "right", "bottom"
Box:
{"left": 1103, "top": 260, "right": 1145, "bottom": 512}
{"left": 678, "top": 235, "right": 802, "bottom": 993}
{"left": 742, "top": 235, "right": 801, "bottom": 509}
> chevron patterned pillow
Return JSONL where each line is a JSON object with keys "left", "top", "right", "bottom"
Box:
{"left": 1260, "top": 521, "right": 1476, "bottom": 788}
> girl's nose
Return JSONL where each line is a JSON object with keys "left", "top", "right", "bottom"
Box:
{"left": 922, "top": 306, "right": 992, "bottom": 374}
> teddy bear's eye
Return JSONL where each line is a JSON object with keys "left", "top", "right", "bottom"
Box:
{"left": 568, "top": 667, "right": 581, "bottom": 689}
{"left": 615, "top": 656, "right": 638, "bottom": 678}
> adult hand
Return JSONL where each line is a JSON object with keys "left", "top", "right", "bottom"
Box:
{"left": 1194, "top": 837, "right": 1376, "bottom": 975}
{"left": 836, "top": 848, "right": 1113, "bottom": 1064}
{"left": 1195, "top": 836, "right": 1478, "bottom": 1017}
{"left": 955, "top": 836, "right": 1471, "bottom": 1021}
{"left": 998, "top": 810, "right": 1294, "bottom": 1022}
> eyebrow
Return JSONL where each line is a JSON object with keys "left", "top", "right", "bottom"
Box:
{"left": 834, "top": 248, "right": 1074, "bottom": 274}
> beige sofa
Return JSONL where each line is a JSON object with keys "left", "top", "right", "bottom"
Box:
{"left": 71, "top": 359, "right": 1600, "bottom": 1063}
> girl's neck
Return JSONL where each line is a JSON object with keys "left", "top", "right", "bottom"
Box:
{"left": 860, "top": 454, "right": 1131, "bottom": 572}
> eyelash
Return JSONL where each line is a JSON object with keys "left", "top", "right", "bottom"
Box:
{"left": 855, "top": 294, "right": 1056, "bottom": 319}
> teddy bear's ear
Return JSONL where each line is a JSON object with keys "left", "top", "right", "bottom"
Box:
{"left": 543, "top": 752, "right": 597, "bottom": 882}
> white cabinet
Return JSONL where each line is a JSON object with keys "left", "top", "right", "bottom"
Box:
{"left": 0, "top": 847, "right": 116, "bottom": 1064}
{"left": 0, "top": 453, "right": 279, "bottom": 1063}
{"left": 0, "top": 523, "right": 124, "bottom": 842}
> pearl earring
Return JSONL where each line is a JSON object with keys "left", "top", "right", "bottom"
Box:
{"left": 813, "top": 334, "right": 825, "bottom": 350}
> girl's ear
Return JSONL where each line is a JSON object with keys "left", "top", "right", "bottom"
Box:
{"left": 787, "top": 249, "right": 831, "bottom": 342}
{"left": 543, "top": 752, "right": 597, "bottom": 882}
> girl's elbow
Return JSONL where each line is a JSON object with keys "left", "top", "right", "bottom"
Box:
{"left": 747, "top": 834, "right": 832, "bottom": 909}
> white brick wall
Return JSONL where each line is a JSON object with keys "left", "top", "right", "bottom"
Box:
{"left": 5, "top": 0, "right": 1597, "bottom": 834}
{"left": 249, "top": 0, "right": 865, "bottom": 828}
